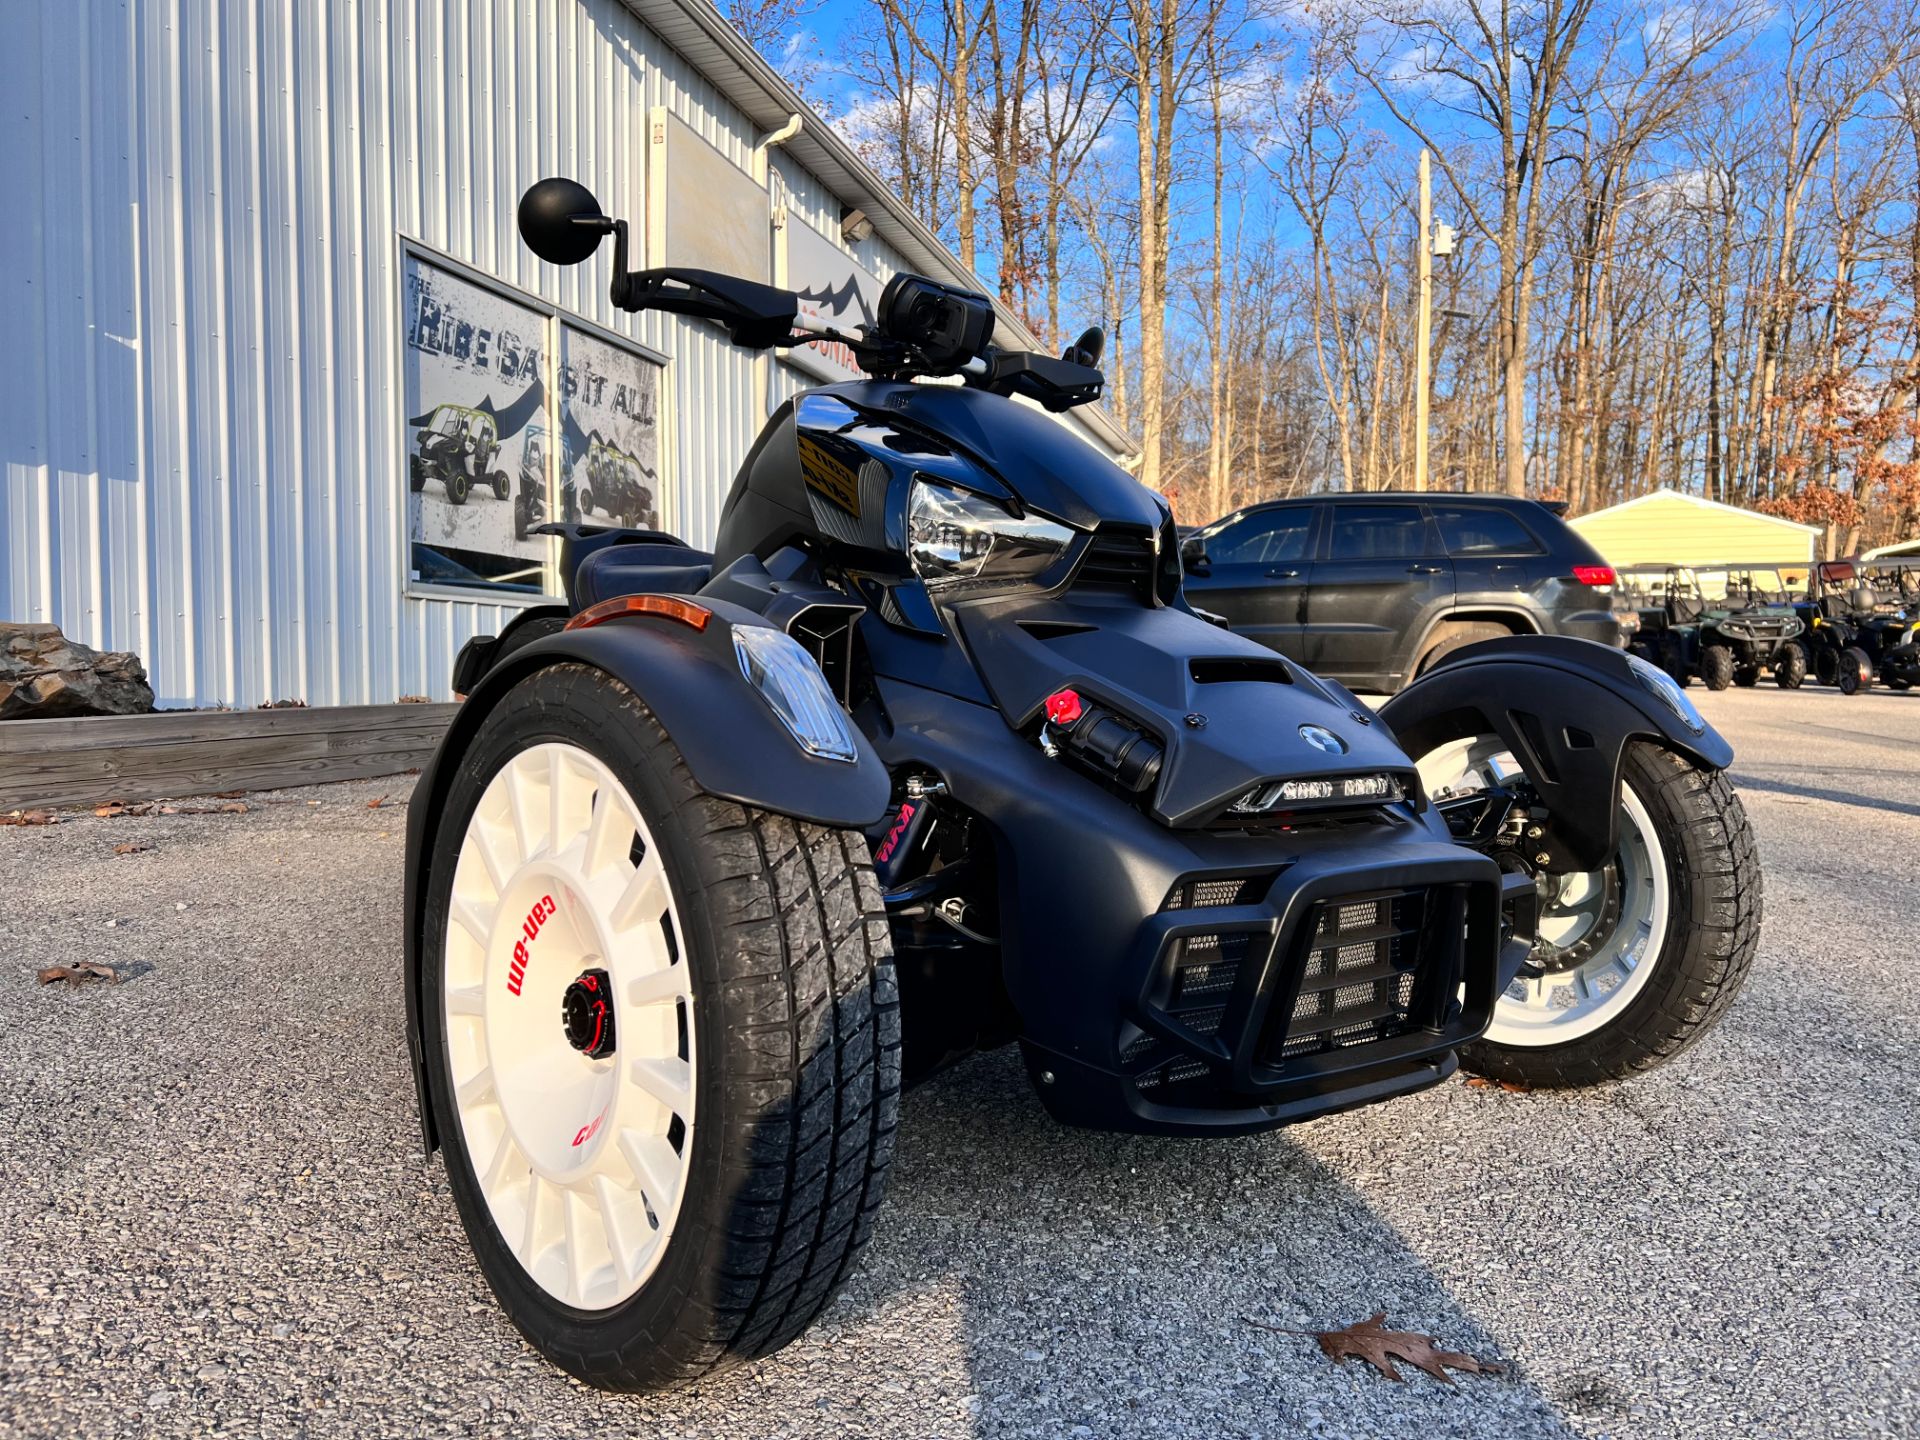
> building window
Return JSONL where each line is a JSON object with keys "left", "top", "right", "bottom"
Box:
{"left": 400, "top": 245, "right": 667, "bottom": 602}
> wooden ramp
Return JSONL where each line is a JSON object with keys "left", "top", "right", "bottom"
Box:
{"left": 0, "top": 704, "right": 458, "bottom": 810}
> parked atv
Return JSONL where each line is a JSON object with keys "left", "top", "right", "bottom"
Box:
{"left": 411, "top": 404, "right": 512, "bottom": 506}
{"left": 1855, "top": 563, "right": 1920, "bottom": 690}
{"left": 1793, "top": 562, "right": 1900, "bottom": 694}
{"left": 1694, "top": 565, "right": 1807, "bottom": 689}
{"left": 1622, "top": 565, "right": 1803, "bottom": 690}
{"left": 400, "top": 178, "right": 1763, "bottom": 1393}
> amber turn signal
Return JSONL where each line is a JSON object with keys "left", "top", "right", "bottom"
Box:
{"left": 564, "top": 594, "right": 712, "bottom": 632}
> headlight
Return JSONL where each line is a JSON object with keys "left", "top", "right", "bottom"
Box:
{"left": 733, "top": 626, "right": 859, "bottom": 762}
{"left": 1229, "top": 774, "right": 1405, "bottom": 814}
{"left": 1627, "top": 652, "right": 1706, "bottom": 733}
{"left": 907, "top": 479, "right": 1073, "bottom": 595}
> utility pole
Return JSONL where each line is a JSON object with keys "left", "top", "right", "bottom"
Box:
{"left": 1414, "top": 148, "right": 1432, "bottom": 493}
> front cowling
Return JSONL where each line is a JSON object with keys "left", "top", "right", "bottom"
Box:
{"left": 950, "top": 591, "right": 1423, "bottom": 829}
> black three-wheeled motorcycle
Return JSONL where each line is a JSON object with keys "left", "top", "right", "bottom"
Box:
{"left": 401, "top": 179, "right": 1762, "bottom": 1391}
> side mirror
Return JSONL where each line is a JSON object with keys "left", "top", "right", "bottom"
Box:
{"left": 1180, "top": 535, "right": 1208, "bottom": 571}
{"left": 1063, "top": 326, "right": 1105, "bottom": 368}
{"left": 517, "top": 178, "right": 615, "bottom": 266}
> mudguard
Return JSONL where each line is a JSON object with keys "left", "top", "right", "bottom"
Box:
{"left": 1377, "top": 634, "right": 1732, "bottom": 873}
{"left": 402, "top": 597, "right": 891, "bottom": 1149}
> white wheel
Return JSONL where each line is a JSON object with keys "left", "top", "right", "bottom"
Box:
{"left": 443, "top": 741, "right": 695, "bottom": 1310}
{"left": 417, "top": 662, "right": 900, "bottom": 1389}
{"left": 1417, "top": 736, "right": 1669, "bottom": 1048}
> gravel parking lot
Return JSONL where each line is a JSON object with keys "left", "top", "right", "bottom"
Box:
{"left": 1, "top": 687, "right": 1916, "bottom": 1439}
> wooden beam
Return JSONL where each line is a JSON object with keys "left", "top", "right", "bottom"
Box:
{"left": 0, "top": 703, "right": 458, "bottom": 810}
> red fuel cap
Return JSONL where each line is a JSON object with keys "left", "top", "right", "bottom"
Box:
{"left": 1044, "top": 688, "right": 1084, "bottom": 725}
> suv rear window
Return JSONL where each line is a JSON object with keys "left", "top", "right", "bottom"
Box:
{"left": 1327, "top": 504, "right": 1433, "bottom": 560}
{"left": 1429, "top": 505, "right": 1543, "bottom": 556}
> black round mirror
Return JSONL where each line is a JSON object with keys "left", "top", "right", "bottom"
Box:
{"left": 1065, "top": 325, "right": 1105, "bottom": 368}
{"left": 518, "top": 178, "right": 611, "bottom": 266}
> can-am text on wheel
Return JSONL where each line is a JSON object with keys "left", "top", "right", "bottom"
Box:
{"left": 401, "top": 179, "right": 1763, "bottom": 1391}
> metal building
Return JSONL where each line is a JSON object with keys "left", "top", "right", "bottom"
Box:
{"left": 1, "top": 0, "right": 1132, "bottom": 708}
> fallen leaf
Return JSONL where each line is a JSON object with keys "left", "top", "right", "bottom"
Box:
{"left": 213, "top": 790, "right": 247, "bottom": 799}
{"left": 37, "top": 963, "right": 120, "bottom": 986}
{"left": 218, "top": 802, "right": 248, "bottom": 814}
{"left": 113, "top": 842, "right": 152, "bottom": 855}
{"left": 94, "top": 801, "right": 128, "bottom": 818}
{"left": 0, "top": 809, "right": 58, "bottom": 827}
{"left": 1244, "top": 1313, "right": 1505, "bottom": 1384}
{"left": 398, "top": 694, "right": 431, "bottom": 704}
{"left": 366, "top": 794, "right": 388, "bottom": 810}
{"left": 1464, "top": 1076, "right": 1532, "bottom": 1094}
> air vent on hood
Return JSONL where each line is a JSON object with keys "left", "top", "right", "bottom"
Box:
{"left": 1071, "top": 528, "right": 1157, "bottom": 599}
{"left": 1189, "top": 657, "right": 1293, "bottom": 685}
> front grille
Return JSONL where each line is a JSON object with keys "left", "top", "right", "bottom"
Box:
{"left": 1276, "top": 891, "right": 1424, "bottom": 1060}
{"left": 1120, "top": 876, "right": 1487, "bottom": 1111}
{"left": 1165, "top": 932, "right": 1255, "bottom": 1037}
{"left": 1128, "top": 872, "right": 1276, "bottom": 1089}
{"left": 1162, "top": 874, "right": 1274, "bottom": 910}
{"left": 1072, "top": 528, "right": 1156, "bottom": 599}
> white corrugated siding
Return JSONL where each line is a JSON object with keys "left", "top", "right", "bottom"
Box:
{"left": 0, "top": 0, "right": 905, "bottom": 705}
{"left": 1, "top": 0, "right": 1126, "bottom": 707}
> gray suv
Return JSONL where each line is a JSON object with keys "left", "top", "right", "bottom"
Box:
{"left": 1181, "top": 493, "right": 1622, "bottom": 693}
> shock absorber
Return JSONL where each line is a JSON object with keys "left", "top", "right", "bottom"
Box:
{"left": 872, "top": 774, "right": 942, "bottom": 891}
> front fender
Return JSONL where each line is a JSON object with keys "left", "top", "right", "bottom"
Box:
{"left": 1377, "top": 634, "right": 1731, "bottom": 872}
{"left": 402, "top": 599, "right": 890, "bottom": 1150}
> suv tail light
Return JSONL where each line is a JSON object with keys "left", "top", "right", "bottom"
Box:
{"left": 1571, "top": 565, "right": 1615, "bottom": 589}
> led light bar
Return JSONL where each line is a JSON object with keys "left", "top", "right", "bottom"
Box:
{"left": 1228, "top": 773, "right": 1404, "bottom": 815}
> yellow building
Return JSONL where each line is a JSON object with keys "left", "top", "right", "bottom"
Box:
{"left": 1569, "top": 488, "right": 1819, "bottom": 568}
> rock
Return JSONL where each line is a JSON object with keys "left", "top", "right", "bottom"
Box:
{"left": 0, "top": 623, "right": 154, "bottom": 720}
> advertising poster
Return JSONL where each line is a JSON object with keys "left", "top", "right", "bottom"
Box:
{"left": 402, "top": 254, "right": 551, "bottom": 593}
{"left": 560, "top": 324, "right": 665, "bottom": 532}
{"left": 784, "top": 217, "right": 882, "bottom": 384}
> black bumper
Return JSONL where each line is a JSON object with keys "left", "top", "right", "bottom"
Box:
{"left": 869, "top": 676, "right": 1524, "bottom": 1137}
{"left": 1022, "top": 847, "right": 1518, "bottom": 1136}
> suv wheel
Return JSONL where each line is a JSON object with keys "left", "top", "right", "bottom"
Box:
{"left": 1414, "top": 621, "right": 1513, "bottom": 678}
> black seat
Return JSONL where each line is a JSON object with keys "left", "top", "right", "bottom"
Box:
{"left": 1667, "top": 594, "right": 1704, "bottom": 624}
{"left": 574, "top": 543, "right": 714, "bottom": 608}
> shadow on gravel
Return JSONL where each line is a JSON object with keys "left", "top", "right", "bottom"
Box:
{"left": 1730, "top": 771, "right": 1920, "bottom": 817}
{"left": 828, "top": 1048, "right": 1583, "bottom": 1438}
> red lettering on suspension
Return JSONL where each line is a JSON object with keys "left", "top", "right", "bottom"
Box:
{"left": 875, "top": 802, "right": 916, "bottom": 863}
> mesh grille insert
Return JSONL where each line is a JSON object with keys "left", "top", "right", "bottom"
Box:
{"left": 1162, "top": 873, "right": 1276, "bottom": 911}
{"left": 1275, "top": 889, "right": 1428, "bottom": 1062}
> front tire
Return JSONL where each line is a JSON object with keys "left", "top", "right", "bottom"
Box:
{"left": 1699, "top": 644, "right": 1734, "bottom": 690}
{"left": 1836, "top": 647, "right": 1871, "bottom": 695}
{"left": 421, "top": 663, "right": 900, "bottom": 1390}
{"left": 1418, "top": 740, "right": 1761, "bottom": 1089}
{"left": 1773, "top": 642, "right": 1806, "bottom": 689}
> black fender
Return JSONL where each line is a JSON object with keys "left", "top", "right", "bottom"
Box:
{"left": 1377, "top": 634, "right": 1732, "bottom": 873}
{"left": 402, "top": 598, "right": 890, "bottom": 1150}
